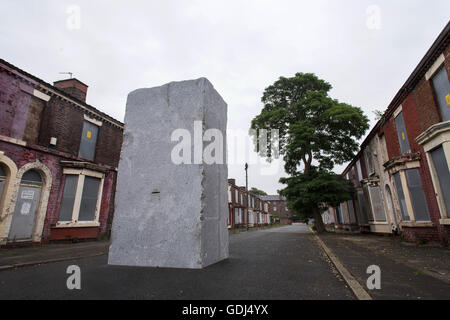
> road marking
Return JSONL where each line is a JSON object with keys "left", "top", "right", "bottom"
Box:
{"left": 312, "top": 233, "right": 372, "bottom": 300}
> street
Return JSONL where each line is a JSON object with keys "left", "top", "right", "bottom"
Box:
{"left": 0, "top": 224, "right": 354, "bottom": 300}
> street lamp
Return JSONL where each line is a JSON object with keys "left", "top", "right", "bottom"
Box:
{"left": 245, "top": 163, "right": 249, "bottom": 231}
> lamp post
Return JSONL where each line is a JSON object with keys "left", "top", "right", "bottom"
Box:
{"left": 245, "top": 163, "right": 249, "bottom": 231}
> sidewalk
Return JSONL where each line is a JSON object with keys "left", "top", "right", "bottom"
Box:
{"left": 318, "top": 232, "right": 450, "bottom": 300}
{"left": 0, "top": 241, "right": 109, "bottom": 270}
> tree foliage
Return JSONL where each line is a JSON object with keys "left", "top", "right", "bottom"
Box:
{"left": 249, "top": 187, "right": 267, "bottom": 196}
{"left": 251, "top": 73, "right": 369, "bottom": 232}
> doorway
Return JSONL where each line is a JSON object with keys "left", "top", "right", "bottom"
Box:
{"left": 8, "top": 170, "right": 43, "bottom": 241}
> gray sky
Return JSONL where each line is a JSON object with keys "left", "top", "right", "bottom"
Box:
{"left": 1, "top": 1, "right": 449, "bottom": 194}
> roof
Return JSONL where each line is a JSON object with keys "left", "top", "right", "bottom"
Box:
{"left": 0, "top": 58, "right": 124, "bottom": 128}
{"left": 259, "top": 195, "right": 286, "bottom": 201}
{"left": 341, "top": 21, "right": 450, "bottom": 175}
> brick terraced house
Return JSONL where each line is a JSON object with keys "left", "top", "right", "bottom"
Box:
{"left": 0, "top": 59, "right": 123, "bottom": 245}
{"left": 324, "top": 22, "right": 450, "bottom": 245}
{"left": 260, "top": 195, "right": 291, "bottom": 225}
{"left": 227, "top": 179, "right": 271, "bottom": 228}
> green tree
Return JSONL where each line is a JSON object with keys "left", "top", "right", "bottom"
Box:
{"left": 250, "top": 73, "right": 369, "bottom": 233}
{"left": 249, "top": 187, "right": 267, "bottom": 196}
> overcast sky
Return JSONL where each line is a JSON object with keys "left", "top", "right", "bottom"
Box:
{"left": 1, "top": 1, "right": 449, "bottom": 194}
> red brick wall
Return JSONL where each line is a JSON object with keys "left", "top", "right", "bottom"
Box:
{"left": 413, "top": 44, "right": 450, "bottom": 131}
{"left": 38, "top": 98, "right": 123, "bottom": 168}
{"left": 0, "top": 71, "right": 34, "bottom": 141}
{"left": 402, "top": 226, "right": 440, "bottom": 243}
{"left": 95, "top": 122, "right": 123, "bottom": 167}
{"left": 0, "top": 140, "right": 117, "bottom": 242}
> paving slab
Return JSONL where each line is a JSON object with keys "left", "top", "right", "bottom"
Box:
{"left": 319, "top": 233, "right": 450, "bottom": 300}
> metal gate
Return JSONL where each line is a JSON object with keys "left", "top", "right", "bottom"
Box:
{"left": 8, "top": 170, "right": 43, "bottom": 241}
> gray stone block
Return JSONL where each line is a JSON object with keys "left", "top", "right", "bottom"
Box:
{"left": 108, "top": 78, "right": 229, "bottom": 269}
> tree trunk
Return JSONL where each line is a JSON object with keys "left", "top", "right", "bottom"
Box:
{"left": 312, "top": 206, "right": 326, "bottom": 233}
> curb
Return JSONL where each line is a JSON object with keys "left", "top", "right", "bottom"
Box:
{"left": 0, "top": 251, "right": 107, "bottom": 271}
{"left": 310, "top": 228, "right": 372, "bottom": 300}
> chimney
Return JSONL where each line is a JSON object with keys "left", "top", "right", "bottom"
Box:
{"left": 228, "top": 178, "right": 236, "bottom": 185}
{"left": 53, "top": 78, "right": 88, "bottom": 102}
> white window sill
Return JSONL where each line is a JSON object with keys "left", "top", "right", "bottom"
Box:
{"left": 369, "top": 221, "right": 388, "bottom": 225}
{"left": 439, "top": 218, "right": 450, "bottom": 225}
{"left": 54, "top": 222, "right": 100, "bottom": 228}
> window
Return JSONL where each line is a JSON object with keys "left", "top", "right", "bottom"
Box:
{"left": 393, "top": 172, "right": 410, "bottom": 221}
{"left": 395, "top": 112, "right": 410, "bottom": 154}
{"left": 365, "top": 149, "right": 375, "bottom": 175}
{"left": 235, "top": 189, "right": 238, "bottom": 203}
{"left": 356, "top": 160, "right": 363, "bottom": 181}
{"left": 430, "top": 146, "right": 450, "bottom": 218}
{"left": 335, "top": 205, "right": 342, "bottom": 224}
{"left": 356, "top": 191, "right": 369, "bottom": 225}
{"left": 368, "top": 186, "right": 387, "bottom": 222}
{"left": 340, "top": 202, "right": 349, "bottom": 224}
{"left": 347, "top": 200, "right": 356, "bottom": 223}
{"left": 58, "top": 170, "right": 103, "bottom": 224}
{"left": 431, "top": 66, "right": 450, "bottom": 122}
{"left": 79, "top": 121, "right": 99, "bottom": 161}
{"left": 405, "top": 168, "right": 430, "bottom": 221}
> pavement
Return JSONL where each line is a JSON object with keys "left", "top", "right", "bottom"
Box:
{"left": 318, "top": 232, "right": 450, "bottom": 300}
{"left": 0, "top": 224, "right": 355, "bottom": 300}
{"left": 0, "top": 241, "right": 109, "bottom": 270}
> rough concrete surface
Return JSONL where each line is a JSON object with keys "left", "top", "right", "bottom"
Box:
{"left": 108, "top": 78, "right": 228, "bottom": 269}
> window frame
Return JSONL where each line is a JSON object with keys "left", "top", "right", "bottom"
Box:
{"left": 56, "top": 168, "right": 104, "bottom": 228}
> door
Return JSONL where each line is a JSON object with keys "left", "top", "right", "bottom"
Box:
{"left": 430, "top": 146, "right": 450, "bottom": 218}
{"left": 0, "top": 164, "right": 6, "bottom": 201}
{"left": 385, "top": 185, "right": 398, "bottom": 225}
{"left": 8, "top": 170, "right": 43, "bottom": 241}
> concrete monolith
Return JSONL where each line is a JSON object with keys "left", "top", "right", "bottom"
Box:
{"left": 108, "top": 78, "right": 229, "bottom": 269}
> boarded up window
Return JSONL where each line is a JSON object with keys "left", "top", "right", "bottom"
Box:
{"left": 79, "top": 121, "right": 99, "bottom": 161}
{"left": 393, "top": 172, "right": 410, "bottom": 221}
{"left": 356, "top": 191, "right": 369, "bottom": 225}
{"left": 335, "top": 206, "right": 342, "bottom": 224}
{"left": 405, "top": 168, "right": 430, "bottom": 221}
{"left": 347, "top": 200, "right": 356, "bottom": 223}
{"left": 365, "top": 150, "right": 375, "bottom": 175}
{"left": 78, "top": 176, "right": 101, "bottom": 221}
{"left": 395, "top": 112, "right": 410, "bottom": 154}
{"left": 59, "top": 175, "right": 78, "bottom": 222}
{"left": 368, "top": 186, "right": 387, "bottom": 222}
{"left": 431, "top": 66, "right": 450, "bottom": 122}
{"left": 340, "top": 202, "right": 349, "bottom": 224}
{"left": 356, "top": 160, "right": 363, "bottom": 181}
{"left": 21, "top": 170, "right": 42, "bottom": 186}
{"left": 431, "top": 146, "right": 450, "bottom": 218}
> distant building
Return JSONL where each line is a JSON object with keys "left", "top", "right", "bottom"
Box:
{"left": 260, "top": 195, "right": 291, "bottom": 225}
{"left": 227, "top": 179, "right": 271, "bottom": 228}
{"left": 0, "top": 58, "right": 123, "bottom": 245}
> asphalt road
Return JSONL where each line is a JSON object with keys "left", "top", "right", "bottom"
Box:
{"left": 0, "top": 224, "right": 354, "bottom": 299}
